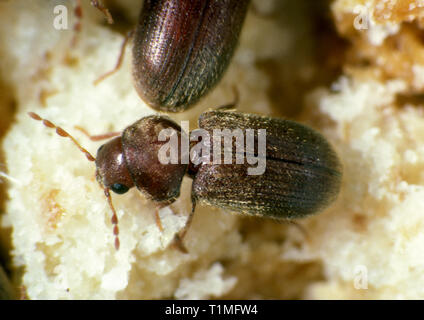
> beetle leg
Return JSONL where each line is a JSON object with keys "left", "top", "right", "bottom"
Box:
{"left": 215, "top": 86, "right": 239, "bottom": 111}
{"left": 287, "top": 221, "right": 311, "bottom": 244}
{"left": 170, "top": 199, "right": 196, "bottom": 254}
{"left": 154, "top": 207, "right": 164, "bottom": 232}
{"left": 171, "top": 234, "right": 188, "bottom": 254}
{"left": 93, "top": 29, "right": 135, "bottom": 85}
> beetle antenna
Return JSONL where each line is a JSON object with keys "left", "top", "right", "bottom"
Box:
{"left": 90, "top": 0, "right": 114, "bottom": 24}
{"left": 28, "top": 112, "right": 96, "bottom": 162}
{"left": 74, "top": 125, "right": 121, "bottom": 141}
{"left": 28, "top": 112, "right": 121, "bottom": 251}
{"left": 104, "top": 188, "right": 120, "bottom": 250}
{"left": 72, "top": 0, "right": 113, "bottom": 47}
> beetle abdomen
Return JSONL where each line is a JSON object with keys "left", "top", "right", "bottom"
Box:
{"left": 132, "top": 0, "right": 250, "bottom": 112}
{"left": 192, "top": 111, "right": 342, "bottom": 219}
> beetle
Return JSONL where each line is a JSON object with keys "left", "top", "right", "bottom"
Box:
{"left": 28, "top": 110, "right": 342, "bottom": 252}
{"left": 95, "top": 0, "right": 251, "bottom": 112}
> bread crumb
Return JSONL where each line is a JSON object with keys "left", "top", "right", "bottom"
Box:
{"left": 175, "top": 263, "right": 237, "bottom": 300}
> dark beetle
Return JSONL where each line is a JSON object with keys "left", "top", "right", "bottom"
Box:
{"left": 131, "top": 0, "right": 250, "bottom": 112}
{"left": 95, "top": 110, "right": 342, "bottom": 249}
{"left": 30, "top": 110, "right": 342, "bottom": 251}
{"left": 97, "top": 110, "right": 342, "bottom": 216}
{"left": 190, "top": 111, "right": 342, "bottom": 219}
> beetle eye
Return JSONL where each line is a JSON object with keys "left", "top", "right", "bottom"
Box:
{"left": 97, "top": 144, "right": 105, "bottom": 153}
{"left": 110, "top": 183, "right": 129, "bottom": 194}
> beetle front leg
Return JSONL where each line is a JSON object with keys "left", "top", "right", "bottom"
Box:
{"left": 93, "top": 29, "right": 135, "bottom": 85}
{"left": 170, "top": 199, "right": 197, "bottom": 254}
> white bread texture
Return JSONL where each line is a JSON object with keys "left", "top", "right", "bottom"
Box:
{"left": 0, "top": 0, "right": 424, "bottom": 299}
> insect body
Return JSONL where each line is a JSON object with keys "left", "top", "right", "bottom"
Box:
{"left": 191, "top": 111, "right": 342, "bottom": 219}
{"left": 29, "top": 110, "right": 342, "bottom": 251}
{"left": 98, "top": 0, "right": 250, "bottom": 112}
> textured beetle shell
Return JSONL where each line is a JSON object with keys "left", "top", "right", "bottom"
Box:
{"left": 132, "top": 0, "right": 250, "bottom": 112}
{"left": 122, "top": 115, "right": 188, "bottom": 203}
{"left": 192, "top": 110, "right": 343, "bottom": 219}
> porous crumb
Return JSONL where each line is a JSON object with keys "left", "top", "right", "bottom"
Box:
{"left": 175, "top": 263, "right": 237, "bottom": 300}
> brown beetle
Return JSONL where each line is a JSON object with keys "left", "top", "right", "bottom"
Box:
{"left": 96, "top": 0, "right": 250, "bottom": 112}
{"left": 29, "top": 110, "right": 342, "bottom": 252}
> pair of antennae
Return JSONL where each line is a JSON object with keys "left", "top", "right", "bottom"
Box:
{"left": 28, "top": 112, "right": 121, "bottom": 250}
